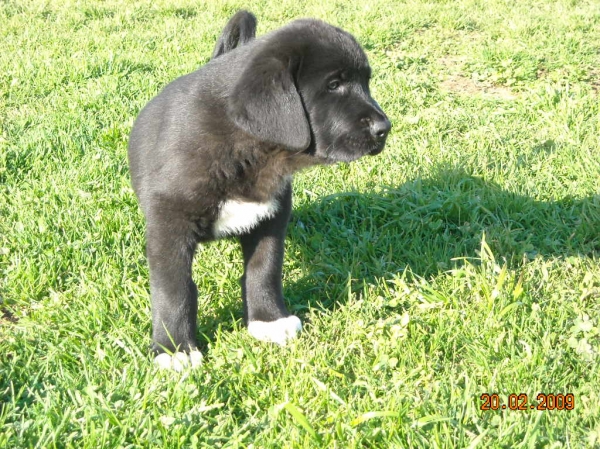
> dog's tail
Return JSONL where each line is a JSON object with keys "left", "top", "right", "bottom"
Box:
{"left": 211, "top": 10, "right": 257, "bottom": 59}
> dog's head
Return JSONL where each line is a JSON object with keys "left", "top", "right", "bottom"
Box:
{"left": 227, "top": 19, "right": 391, "bottom": 163}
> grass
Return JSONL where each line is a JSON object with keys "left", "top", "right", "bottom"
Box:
{"left": 1, "top": 0, "right": 599, "bottom": 447}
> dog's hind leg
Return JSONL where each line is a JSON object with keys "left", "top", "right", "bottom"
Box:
{"left": 211, "top": 10, "right": 257, "bottom": 59}
{"left": 239, "top": 182, "right": 302, "bottom": 345}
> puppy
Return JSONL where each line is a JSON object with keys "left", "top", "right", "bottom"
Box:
{"left": 128, "top": 10, "right": 391, "bottom": 369}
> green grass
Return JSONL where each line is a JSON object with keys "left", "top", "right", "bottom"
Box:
{"left": 1, "top": 0, "right": 600, "bottom": 447}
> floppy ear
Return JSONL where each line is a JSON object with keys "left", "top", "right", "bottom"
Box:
{"left": 227, "top": 56, "right": 311, "bottom": 151}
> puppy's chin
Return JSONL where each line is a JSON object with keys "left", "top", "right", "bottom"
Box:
{"left": 325, "top": 151, "right": 365, "bottom": 163}
{"left": 368, "top": 141, "right": 386, "bottom": 156}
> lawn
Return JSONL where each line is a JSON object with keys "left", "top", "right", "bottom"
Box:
{"left": 1, "top": 0, "right": 599, "bottom": 447}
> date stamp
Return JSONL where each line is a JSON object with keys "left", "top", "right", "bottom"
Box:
{"left": 480, "top": 393, "right": 574, "bottom": 411}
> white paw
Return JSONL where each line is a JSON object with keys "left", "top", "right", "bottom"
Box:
{"left": 154, "top": 350, "right": 203, "bottom": 372}
{"left": 247, "top": 315, "right": 302, "bottom": 346}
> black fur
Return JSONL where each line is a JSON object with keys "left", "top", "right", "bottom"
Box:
{"left": 211, "top": 10, "right": 257, "bottom": 59}
{"left": 128, "top": 11, "right": 391, "bottom": 354}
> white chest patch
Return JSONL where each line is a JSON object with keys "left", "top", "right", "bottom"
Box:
{"left": 213, "top": 199, "right": 279, "bottom": 237}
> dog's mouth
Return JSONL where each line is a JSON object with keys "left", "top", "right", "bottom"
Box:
{"left": 317, "top": 133, "right": 387, "bottom": 163}
{"left": 351, "top": 132, "right": 387, "bottom": 153}
{"left": 368, "top": 140, "right": 386, "bottom": 156}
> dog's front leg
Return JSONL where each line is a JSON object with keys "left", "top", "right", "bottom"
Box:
{"left": 239, "top": 182, "right": 302, "bottom": 345}
{"left": 145, "top": 215, "right": 202, "bottom": 368}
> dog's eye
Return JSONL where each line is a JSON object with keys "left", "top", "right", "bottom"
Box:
{"left": 327, "top": 80, "right": 341, "bottom": 91}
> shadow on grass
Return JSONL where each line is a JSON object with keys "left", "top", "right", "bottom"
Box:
{"left": 283, "top": 166, "right": 600, "bottom": 312}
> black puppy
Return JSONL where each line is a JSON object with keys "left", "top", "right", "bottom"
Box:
{"left": 128, "top": 10, "right": 391, "bottom": 369}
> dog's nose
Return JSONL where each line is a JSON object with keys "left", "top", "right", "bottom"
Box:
{"left": 363, "top": 115, "right": 391, "bottom": 141}
{"left": 372, "top": 116, "right": 391, "bottom": 141}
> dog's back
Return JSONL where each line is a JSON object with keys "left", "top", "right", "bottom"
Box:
{"left": 211, "top": 10, "right": 257, "bottom": 59}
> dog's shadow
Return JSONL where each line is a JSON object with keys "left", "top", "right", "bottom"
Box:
{"left": 197, "top": 166, "right": 598, "bottom": 345}
{"left": 283, "top": 166, "right": 599, "bottom": 312}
